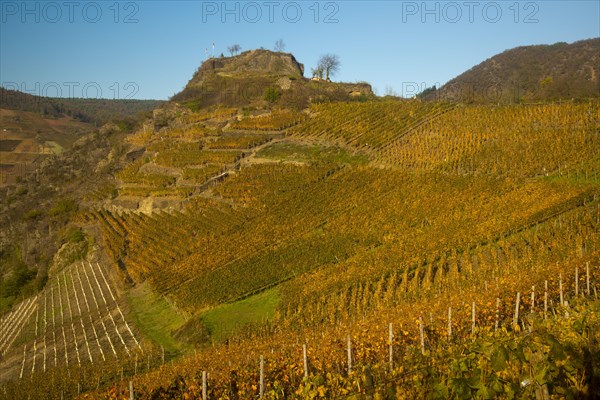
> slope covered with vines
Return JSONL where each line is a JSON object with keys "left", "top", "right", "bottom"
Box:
{"left": 2, "top": 99, "right": 599, "bottom": 399}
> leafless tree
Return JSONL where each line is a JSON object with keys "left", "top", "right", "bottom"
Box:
{"left": 385, "top": 85, "right": 397, "bottom": 97}
{"left": 274, "top": 39, "right": 286, "bottom": 52}
{"left": 311, "top": 66, "right": 324, "bottom": 80}
{"left": 228, "top": 44, "right": 241, "bottom": 56}
{"left": 317, "top": 54, "right": 340, "bottom": 81}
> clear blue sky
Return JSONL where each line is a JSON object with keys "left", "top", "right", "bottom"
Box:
{"left": 1, "top": 1, "right": 598, "bottom": 99}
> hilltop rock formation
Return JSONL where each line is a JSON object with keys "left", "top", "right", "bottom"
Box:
{"left": 172, "top": 49, "right": 373, "bottom": 108}
{"left": 197, "top": 49, "right": 304, "bottom": 78}
{"left": 173, "top": 50, "right": 304, "bottom": 104}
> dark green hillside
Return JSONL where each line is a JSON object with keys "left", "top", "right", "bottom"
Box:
{"left": 0, "top": 87, "right": 164, "bottom": 125}
{"left": 430, "top": 38, "right": 600, "bottom": 102}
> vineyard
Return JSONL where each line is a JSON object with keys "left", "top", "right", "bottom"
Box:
{"left": 1, "top": 98, "right": 599, "bottom": 398}
{"left": 86, "top": 263, "right": 599, "bottom": 399}
{"left": 115, "top": 109, "right": 290, "bottom": 199}
{"left": 88, "top": 160, "right": 598, "bottom": 312}
{"left": 0, "top": 260, "right": 143, "bottom": 385}
{"left": 114, "top": 141, "right": 244, "bottom": 198}
{"left": 377, "top": 101, "right": 599, "bottom": 177}
{"left": 286, "top": 100, "right": 456, "bottom": 151}
{"left": 84, "top": 190, "right": 598, "bottom": 399}
{"left": 230, "top": 110, "right": 307, "bottom": 131}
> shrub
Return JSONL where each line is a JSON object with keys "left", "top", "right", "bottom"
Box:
{"left": 263, "top": 87, "right": 280, "bottom": 103}
{"left": 23, "top": 209, "right": 43, "bottom": 220}
{"left": 49, "top": 198, "right": 77, "bottom": 216}
{"left": 67, "top": 228, "right": 85, "bottom": 243}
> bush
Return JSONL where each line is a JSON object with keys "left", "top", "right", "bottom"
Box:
{"left": 67, "top": 228, "right": 85, "bottom": 243}
{"left": 263, "top": 87, "right": 280, "bottom": 103}
{"left": 0, "top": 262, "right": 35, "bottom": 299}
{"left": 49, "top": 198, "right": 77, "bottom": 216}
{"left": 23, "top": 209, "right": 43, "bottom": 220}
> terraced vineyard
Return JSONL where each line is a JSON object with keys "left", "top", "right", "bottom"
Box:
{"left": 378, "top": 100, "right": 599, "bottom": 177}
{"left": 2, "top": 99, "right": 599, "bottom": 399}
{"left": 89, "top": 160, "right": 598, "bottom": 311}
{"left": 76, "top": 199, "right": 600, "bottom": 399}
{"left": 286, "top": 100, "right": 456, "bottom": 150}
{"left": 0, "top": 298, "right": 38, "bottom": 360}
{"left": 282, "top": 195, "right": 600, "bottom": 327}
{"left": 230, "top": 110, "right": 307, "bottom": 131}
{"left": 115, "top": 109, "right": 287, "bottom": 199}
{"left": 88, "top": 100, "right": 599, "bottom": 316}
{"left": 0, "top": 261, "right": 142, "bottom": 383}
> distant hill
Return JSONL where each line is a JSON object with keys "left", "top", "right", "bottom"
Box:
{"left": 58, "top": 98, "right": 166, "bottom": 125}
{"left": 428, "top": 38, "right": 600, "bottom": 103}
{"left": 0, "top": 88, "right": 165, "bottom": 125}
{"left": 172, "top": 49, "right": 374, "bottom": 109}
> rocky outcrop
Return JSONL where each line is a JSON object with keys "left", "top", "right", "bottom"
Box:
{"left": 173, "top": 50, "right": 305, "bottom": 103}
{"left": 171, "top": 49, "right": 374, "bottom": 107}
{"left": 195, "top": 49, "right": 304, "bottom": 80}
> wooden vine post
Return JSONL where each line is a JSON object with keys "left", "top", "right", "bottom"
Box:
{"left": 575, "top": 267, "right": 579, "bottom": 297}
{"left": 544, "top": 280, "right": 548, "bottom": 320}
{"left": 303, "top": 344, "right": 308, "bottom": 378}
{"left": 471, "top": 302, "right": 476, "bottom": 334}
{"left": 447, "top": 308, "right": 452, "bottom": 340}
{"left": 513, "top": 292, "right": 520, "bottom": 328}
{"left": 388, "top": 323, "right": 394, "bottom": 370}
{"left": 347, "top": 335, "right": 352, "bottom": 374}
{"left": 259, "top": 355, "right": 264, "bottom": 398}
{"left": 419, "top": 316, "right": 425, "bottom": 355}
{"left": 586, "top": 262, "right": 590, "bottom": 297}
{"left": 559, "top": 274, "right": 564, "bottom": 307}
{"left": 494, "top": 298, "right": 500, "bottom": 332}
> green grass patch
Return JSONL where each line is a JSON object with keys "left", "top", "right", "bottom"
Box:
{"left": 126, "top": 282, "right": 187, "bottom": 353}
{"left": 200, "top": 288, "right": 280, "bottom": 342}
{"left": 256, "top": 142, "right": 369, "bottom": 165}
{"left": 542, "top": 173, "right": 599, "bottom": 186}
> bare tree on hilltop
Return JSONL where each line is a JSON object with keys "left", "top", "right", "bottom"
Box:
{"left": 274, "top": 39, "right": 286, "bottom": 52}
{"left": 228, "top": 44, "right": 241, "bottom": 56}
{"left": 317, "top": 54, "right": 340, "bottom": 81}
{"left": 311, "top": 65, "right": 324, "bottom": 80}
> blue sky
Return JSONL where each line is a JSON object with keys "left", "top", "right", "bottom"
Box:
{"left": 1, "top": 1, "right": 598, "bottom": 99}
